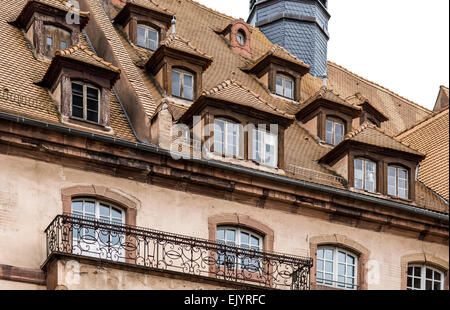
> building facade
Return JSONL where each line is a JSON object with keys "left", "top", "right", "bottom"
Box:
{"left": 0, "top": 0, "right": 448, "bottom": 290}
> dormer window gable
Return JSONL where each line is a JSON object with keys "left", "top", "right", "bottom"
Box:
{"left": 14, "top": 0, "right": 89, "bottom": 60}
{"left": 40, "top": 44, "right": 121, "bottom": 130}
{"left": 346, "top": 93, "right": 389, "bottom": 127}
{"left": 243, "top": 45, "right": 310, "bottom": 101}
{"left": 113, "top": 1, "right": 174, "bottom": 51}
{"left": 319, "top": 123, "right": 425, "bottom": 201}
{"left": 145, "top": 34, "right": 213, "bottom": 102}
{"left": 178, "top": 80, "right": 295, "bottom": 169}
{"left": 216, "top": 20, "right": 253, "bottom": 58}
{"left": 296, "top": 87, "right": 362, "bottom": 145}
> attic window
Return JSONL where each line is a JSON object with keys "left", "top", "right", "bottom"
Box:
{"left": 276, "top": 74, "right": 294, "bottom": 99}
{"left": 71, "top": 81, "right": 100, "bottom": 123}
{"left": 325, "top": 118, "right": 345, "bottom": 146}
{"left": 43, "top": 24, "right": 71, "bottom": 58}
{"left": 237, "top": 30, "right": 246, "bottom": 46}
{"left": 354, "top": 158, "right": 377, "bottom": 193}
{"left": 253, "top": 129, "right": 278, "bottom": 167}
{"left": 137, "top": 24, "right": 159, "bottom": 51}
{"left": 172, "top": 69, "right": 194, "bottom": 100}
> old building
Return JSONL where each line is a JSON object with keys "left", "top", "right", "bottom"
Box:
{"left": 0, "top": 0, "right": 448, "bottom": 291}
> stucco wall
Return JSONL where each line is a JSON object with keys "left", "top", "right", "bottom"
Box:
{"left": 0, "top": 153, "right": 448, "bottom": 290}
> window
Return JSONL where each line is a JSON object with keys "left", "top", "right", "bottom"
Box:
{"left": 214, "top": 118, "right": 240, "bottom": 157}
{"left": 325, "top": 118, "right": 345, "bottom": 145}
{"left": 136, "top": 25, "right": 159, "bottom": 51}
{"left": 253, "top": 129, "right": 278, "bottom": 167}
{"left": 236, "top": 30, "right": 246, "bottom": 45}
{"left": 172, "top": 69, "right": 194, "bottom": 100}
{"left": 43, "top": 25, "right": 71, "bottom": 57}
{"left": 317, "top": 247, "right": 358, "bottom": 290}
{"left": 407, "top": 265, "right": 444, "bottom": 290}
{"left": 388, "top": 166, "right": 409, "bottom": 199}
{"left": 71, "top": 199, "right": 125, "bottom": 261}
{"left": 71, "top": 81, "right": 100, "bottom": 123}
{"left": 216, "top": 227, "right": 263, "bottom": 272}
{"left": 276, "top": 74, "right": 294, "bottom": 99}
{"left": 354, "top": 158, "right": 377, "bottom": 192}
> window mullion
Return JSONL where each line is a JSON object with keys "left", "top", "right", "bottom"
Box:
{"left": 83, "top": 85, "right": 87, "bottom": 120}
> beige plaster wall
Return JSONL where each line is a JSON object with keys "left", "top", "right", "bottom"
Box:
{"left": 0, "top": 153, "right": 448, "bottom": 290}
{"left": 0, "top": 279, "right": 45, "bottom": 290}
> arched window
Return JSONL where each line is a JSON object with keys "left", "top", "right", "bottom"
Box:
{"left": 388, "top": 165, "right": 409, "bottom": 199}
{"left": 71, "top": 198, "right": 125, "bottom": 261}
{"left": 317, "top": 246, "right": 358, "bottom": 290}
{"left": 236, "top": 30, "right": 246, "bottom": 46}
{"left": 275, "top": 74, "right": 294, "bottom": 99}
{"left": 325, "top": 117, "right": 345, "bottom": 145}
{"left": 136, "top": 24, "right": 159, "bottom": 51}
{"left": 216, "top": 227, "right": 263, "bottom": 272}
{"left": 71, "top": 81, "right": 100, "bottom": 123}
{"left": 214, "top": 118, "right": 240, "bottom": 158}
{"left": 172, "top": 68, "right": 194, "bottom": 100}
{"left": 354, "top": 158, "right": 377, "bottom": 192}
{"left": 407, "top": 265, "right": 444, "bottom": 290}
{"left": 44, "top": 24, "right": 71, "bottom": 57}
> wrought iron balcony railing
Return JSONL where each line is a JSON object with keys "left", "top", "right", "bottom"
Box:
{"left": 45, "top": 214, "right": 313, "bottom": 290}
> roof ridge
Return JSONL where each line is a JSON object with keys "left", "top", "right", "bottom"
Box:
{"left": 397, "top": 106, "right": 449, "bottom": 139}
{"left": 203, "top": 79, "right": 295, "bottom": 119}
{"left": 162, "top": 33, "right": 213, "bottom": 59}
{"left": 327, "top": 61, "right": 431, "bottom": 114}
{"left": 270, "top": 44, "right": 309, "bottom": 67}
{"left": 55, "top": 44, "right": 120, "bottom": 72}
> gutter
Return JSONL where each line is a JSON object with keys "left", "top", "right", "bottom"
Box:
{"left": 0, "top": 111, "right": 448, "bottom": 222}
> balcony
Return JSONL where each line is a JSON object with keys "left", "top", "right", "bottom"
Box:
{"left": 44, "top": 215, "right": 313, "bottom": 290}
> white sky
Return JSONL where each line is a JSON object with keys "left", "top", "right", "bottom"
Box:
{"left": 195, "top": 0, "right": 449, "bottom": 110}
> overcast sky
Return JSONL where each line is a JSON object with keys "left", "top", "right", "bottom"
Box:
{"left": 196, "top": 0, "right": 449, "bottom": 111}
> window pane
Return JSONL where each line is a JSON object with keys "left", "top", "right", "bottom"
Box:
{"left": 240, "top": 232, "right": 249, "bottom": 245}
{"left": 87, "top": 99, "right": 98, "bottom": 112}
{"left": 434, "top": 282, "right": 441, "bottom": 290}
{"left": 111, "top": 208, "right": 122, "bottom": 220}
{"left": 87, "top": 111, "right": 98, "bottom": 123}
{"left": 72, "top": 201, "right": 83, "bottom": 212}
{"left": 347, "top": 255, "right": 355, "bottom": 265}
{"left": 338, "top": 263, "right": 346, "bottom": 276}
{"left": 407, "top": 267, "right": 413, "bottom": 276}
{"left": 172, "top": 71, "right": 181, "bottom": 97}
{"left": 414, "top": 267, "right": 421, "bottom": 277}
{"left": 137, "top": 26, "right": 146, "bottom": 47}
{"left": 147, "top": 29, "right": 158, "bottom": 51}
{"left": 335, "top": 123, "right": 344, "bottom": 145}
{"left": 60, "top": 41, "right": 67, "bottom": 49}
{"left": 264, "top": 132, "right": 277, "bottom": 166}
{"left": 214, "top": 120, "right": 224, "bottom": 154}
{"left": 226, "top": 230, "right": 236, "bottom": 242}
{"left": 87, "top": 87, "right": 98, "bottom": 100}
{"left": 317, "top": 260, "right": 324, "bottom": 271}
{"left": 276, "top": 76, "right": 283, "bottom": 96}
{"left": 317, "top": 249, "right": 324, "bottom": 259}
{"left": 72, "top": 83, "right": 83, "bottom": 95}
{"left": 253, "top": 130, "right": 262, "bottom": 163}
{"left": 317, "top": 272, "right": 323, "bottom": 282}
{"left": 100, "top": 205, "right": 110, "bottom": 217}
{"left": 251, "top": 235, "right": 259, "bottom": 247}
{"left": 434, "top": 272, "right": 441, "bottom": 281}
{"left": 84, "top": 201, "right": 95, "bottom": 214}
{"left": 414, "top": 278, "right": 421, "bottom": 289}
{"left": 407, "top": 277, "right": 412, "bottom": 288}
{"left": 338, "top": 251, "right": 346, "bottom": 263}
{"left": 325, "top": 120, "right": 334, "bottom": 145}
{"left": 354, "top": 159, "right": 364, "bottom": 189}
{"left": 284, "top": 80, "right": 293, "bottom": 98}
{"left": 365, "top": 161, "right": 376, "bottom": 192}
{"left": 183, "top": 74, "right": 193, "bottom": 100}
{"left": 72, "top": 105, "right": 84, "bottom": 118}
{"left": 324, "top": 249, "right": 333, "bottom": 260}
{"left": 325, "top": 261, "right": 333, "bottom": 272}
{"left": 216, "top": 229, "right": 225, "bottom": 241}
{"left": 426, "top": 280, "right": 433, "bottom": 290}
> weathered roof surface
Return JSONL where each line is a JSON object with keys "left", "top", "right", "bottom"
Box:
{"left": 161, "top": 33, "right": 213, "bottom": 61}
{"left": 434, "top": 85, "right": 449, "bottom": 112}
{"left": 344, "top": 123, "right": 424, "bottom": 156}
{"left": 327, "top": 62, "right": 432, "bottom": 136}
{"left": 128, "top": 0, "right": 175, "bottom": 16}
{"left": 202, "top": 80, "right": 295, "bottom": 119}
{"left": 0, "top": 0, "right": 136, "bottom": 142}
{"left": 398, "top": 108, "right": 449, "bottom": 200}
{"left": 297, "top": 86, "right": 361, "bottom": 114}
{"left": 55, "top": 44, "right": 121, "bottom": 72}
{"left": 244, "top": 44, "right": 310, "bottom": 72}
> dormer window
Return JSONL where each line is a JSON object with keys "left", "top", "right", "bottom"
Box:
{"left": 71, "top": 81, "right": 100, "bottom": 123}
{"left": 276, "top": 74, "right": 294, "bottom": 99}
{"left": 354, "top": 158, "right": 377, "bottom": 193}
{"left": 172, "top": 69, "right": 194, "bottom": 101}
{"left": 388, "top": 166, "right": 409, "bottom": 199}
{"left": 325, "top": 117, "right": 345, "bottom": 146}
{"left": 253, "top": 129, "right": 278, "bottom": 167}
{"left": 44, "top": 24, "right": 71, "bottom": 58}
{"left": 137, "top": 25, "right": 159, "bottom": 51}
{"left": 214, "top": 118, "right": 241, "bottom": 157}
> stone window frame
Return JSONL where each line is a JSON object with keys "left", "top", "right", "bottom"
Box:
{"left": 229, "top": 22, "right": 252, "bottom": 58}
{"left": 208, "top": 214, "right": 275, "bottom": 285}
{"left": 400, "top": 253, "right": 449, "bottom": 290}
{"left": 309, "top": 235, "right": 370, "bottom": 290}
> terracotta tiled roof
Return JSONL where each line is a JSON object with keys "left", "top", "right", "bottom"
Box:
{"left": 327, "top": 61, "right": 432, "bottom": 136}
{"left": 300, "top": 86, "right": 361, "bottom": 111}
{"left": 344, "top": 123, "right": 424, "bottom": 156}
{"left": 202, "top": 80, "right": 295, "bottom": 119}
{"left": 55, "top": 44, "right": 121, "bottom": 73}
{"left": 434, "top": 85, "right": 449, "bottom": 111}
{"left": 243, "top": 44, "right": 310, "bottom": 72}
{"left": 0, "top": 1, "right": 136, "bottom": 142}
{"left": 161, "top": 33, "right": 213, "bottom": 61}
{"left": 398, "top": 108, "right": 449, "bottom": 200}
{"left": 128, "top": 0, "right": 175, "bottom": 16}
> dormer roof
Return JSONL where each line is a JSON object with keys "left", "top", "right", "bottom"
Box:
{"left": 243, "top": 44, "right": 310, "bottom": 76}
{"left": 41, "top": 44, "right": 121, "bottom": 89}
{"left": 113, "top": 0, "right": 174, "bottom": 27}
{"left": 179, "top": 80, "right": 295, "bottom": 124}
{"left": 14, "top": 0, "right": 89, "bottom": 30}
{"left": 296, "top": 86, "right": 361, "bottom": 121}
{"left": 347, "top": 92, "right": 389, "bottom": 123}
{"left": 320, "top": 123, "right": 425, "bottom": 165}
{"left": 145, "top": 33, "right": 213, "bottom": 73}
